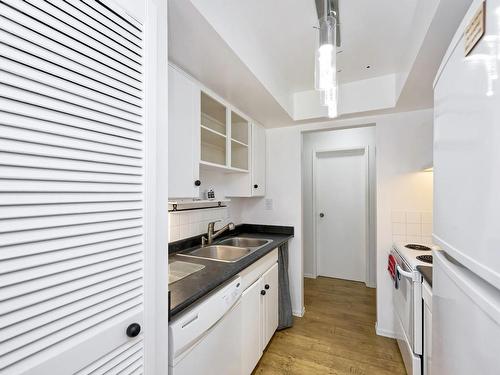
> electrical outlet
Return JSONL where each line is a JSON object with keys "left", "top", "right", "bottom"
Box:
{"left": 265, "top": 198, "right": 273, "bottom": 211}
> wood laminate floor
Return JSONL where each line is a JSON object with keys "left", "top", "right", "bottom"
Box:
{"left": 252, "top": 277, "right": 406, "bottom": 375}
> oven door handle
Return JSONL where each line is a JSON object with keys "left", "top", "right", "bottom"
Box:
{"left": 396, "top": 264, "right": 413, "bottom": 280}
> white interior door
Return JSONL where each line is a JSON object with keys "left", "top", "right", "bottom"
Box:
{"left": 0, "top": 0, "right": 147, "bottom": 373}
{"left": 315, "top": 149, "right": 367, "bottom": 282}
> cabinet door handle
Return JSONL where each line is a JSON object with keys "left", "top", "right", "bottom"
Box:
{"left": 260, "top": 290, "right": 266, "bottom": 296}
{"left": 254, "top": 184, "right": 258, "bottom": 189}
{"left": 126, "top": 323, "right": 141, "bottom": 338}
{"left": 264, "top": 284, "right": 270, "bottom": 290}
{"left": 194, "top": 180, "right": 201, "bottom": 186}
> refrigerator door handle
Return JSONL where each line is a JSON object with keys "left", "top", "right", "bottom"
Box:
{"left": 397, "top": 265, "right": 414, "bottom": 280}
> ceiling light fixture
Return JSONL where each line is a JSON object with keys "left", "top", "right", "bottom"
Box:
{"left": 315, "top": 0, "right": 339, "bottom": 118}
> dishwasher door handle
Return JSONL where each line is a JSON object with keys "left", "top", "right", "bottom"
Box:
{"left": 181, "top": 314, "right": 199, "bottom": 328}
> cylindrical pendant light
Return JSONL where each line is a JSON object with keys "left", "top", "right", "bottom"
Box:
{"left": 315, "top": 0, "right": 339, "bottom": 118}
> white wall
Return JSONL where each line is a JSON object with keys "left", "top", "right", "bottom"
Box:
{"left": 374, "top": 110, "right": 433, "bottom": 336}
{"left": 235, "top": 108, "right": 433, "bottom": 334}
{"left": 231, "top": 128, "right": 304, "bottom": 316}
{"left": 293, "top": 74, "right": 397, "bottom": 121}
{"left": 301, "top": 126, "right": 377, "bottom": 286}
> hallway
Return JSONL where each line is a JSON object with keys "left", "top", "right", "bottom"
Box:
{"left": 253, "top": 277, "right": 406, "bottom": 374}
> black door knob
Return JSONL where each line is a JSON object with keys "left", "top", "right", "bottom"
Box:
{"left": 260, "top": 290, "right": 266, "bottom": 296}
{"left": 319, "top": 213, "right": 325, "bottom": 218}
{"left": 126, "top": 323, "right": 141, "bottom": 338}
{"left": 194, "top": 180, "right": 201, "bottom": 186}
{"left": 254, "top": 184, "right": 258, "bottom": 189}
{"left": 264, "top": 284, "right": 270, "bottom": 290}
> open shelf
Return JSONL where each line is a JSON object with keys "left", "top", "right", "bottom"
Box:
{"left": 201, "top": 92, "right": 226, "bottom": 134}
{"left": 200, "top": 160, "right": 248, "bottom": 173}
{"left": 231, "top": 140, "right": 249, "bottom": 171}
{"left": 201, "top": 125, "right": 226, "bottom": 166}
{"left": 231, "top": 111, "right": 249, "bottom": 145}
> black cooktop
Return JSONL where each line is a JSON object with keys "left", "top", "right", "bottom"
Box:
{"left": 405, "top": 244, "right": 432, "bottom": 251}
{"left": 417, "top": 255, "right": 433, "bottom": 264}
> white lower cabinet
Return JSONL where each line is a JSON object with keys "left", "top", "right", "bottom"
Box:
{"left": 261, "top": 263, "right": 279, "bottom": 348}
{"left": 241, "top": 279, "right": 263, "bottom": 374}
{"left": 422, "top": 280, "right": 433, "bottom": 375}
{"left": 240, "top": 250, "right": 279, "bottom": 375}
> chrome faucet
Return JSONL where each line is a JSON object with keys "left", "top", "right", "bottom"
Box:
{"left": 202, "top": 221, "right": 235, "bottom": 246}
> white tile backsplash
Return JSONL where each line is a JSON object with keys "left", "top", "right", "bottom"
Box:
{"left": 169, "top": 206, "right": 231, "bottom": 242}
{"left": 392, "top": 210, "right": 432, "bottom": 245}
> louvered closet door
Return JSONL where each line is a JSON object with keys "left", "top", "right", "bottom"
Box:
{"left": 0, "top": 0, "right": 146, "bottom": 374}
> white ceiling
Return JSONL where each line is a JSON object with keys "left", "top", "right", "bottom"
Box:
{"left": 191, "top": 0, "right": 420, "bottom": 89}
{"left": 170, "top": 0, "right": 472, "bottom": 126}
{"left": 337, "top": 0, "right": 418, "bottom": 83}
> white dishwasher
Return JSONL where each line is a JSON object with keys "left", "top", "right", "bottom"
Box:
{"left": 168, "top": 277, "right": 243, "bottom": 375}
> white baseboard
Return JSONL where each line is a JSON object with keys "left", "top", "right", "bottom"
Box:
{"left": 304, "top": 273, "right": 316, "bottom": 279}
{"left": 365, "top": 281, "right": 376, "bottom": 288}
{"left": 375, "top": 322, "right": 396, "bottom": 338}
{"left": 292, "top": 306, "right": 305, "bottom": 317}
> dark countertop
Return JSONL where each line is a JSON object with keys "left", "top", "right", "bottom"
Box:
{"left": 168, "top": 224, "right": 293, "bottom": 319}
{"left": 417, "top": 265, "right": 432, "bottom": 287}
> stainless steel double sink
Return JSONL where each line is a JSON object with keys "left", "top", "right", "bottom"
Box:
{"left": 177, "top": 237, "right": 272, "bottom": 263}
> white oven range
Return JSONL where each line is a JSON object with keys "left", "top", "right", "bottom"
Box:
{"left": 390, "top": 242, "right": 437, "bottom": 375}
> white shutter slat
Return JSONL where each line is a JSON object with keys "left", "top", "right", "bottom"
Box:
{"left": 0, "top": 0, "right": 145, "bottom": 373}
{"left": 29, "top": 0, "right": 142, "bottom": 66}
{"left": 0, "top": 137, "right": 142, "bottom": 167}
{"left": 0, "top": 244, "right": 143, "bottom": 287}
{"left": 80, "top": 0, "right": 142, "bottom": 39}
{"left": 0, "top": 235, "right": 142, "bottom": 273}
{"left": 0, "top": 99, "right": 142, "bottom": 141}
{"left": 0, "top": 290, "right": 142, "bottom": 352}
{"left": 75, "top": 340, "right": 143, "bottom": 375}
{"left": 1, "top": 69, "right": 141, "bottom": 124}
{"left": 0, "top": 31, "right": 142, "bottom": 106}
{"left": 108, "top": 350, "right": 143, "bottom": 375}
{"left": 0, "top": 192, "right": 142, "bottom": 206}
{"left": 0, "top": 271, "right": 142, "bottom": 328}
{"left": 0, "top": 82, "right": 142, "bottom": 132}
{"left": 0, "top": 201, "right": 143, "bottom": 220}
{"left": 0, "top": 10, "right": 142, "bottom": 92}
{"left": 0, "top": 166, "right": 142, "bottom": 184}
{"left": 0, "top": 153, "right": 141, "bottom": 175}
{"left": 0, "top": 252, "right": 143, "bottom": 301}
{"left": 1, "top": 281, "right": 143, "bottom": 342}
{"left": 0, "top": 112, "right": 142, "bottom": 150}
{"left": 85, "top": 344, "right": 142, "bottom": 375}
{"left": 0, "top": 217, "right": 142, "bottom": 247}
{"left": 0, "top": 180, "right": 142, "bottom": 193}
{"left": 0, "top": 301, "right": 143, "bottom": 371}
{"left": 48, "top": 0, "right": 142, "bottom": 57}
{"left": 1, "top": 265, "right": 143, "bottom": 316}
{"left": 0, "top": 210, "right": 142, "bottom": 233}
{"left": 0, "top": 227, "right": 143, "bottom": 260}
{"left": 0, "top": 56, "right": 142, "bottom": 114}
{"left": 2, "top": 0, "right": 142, "bottom": 81}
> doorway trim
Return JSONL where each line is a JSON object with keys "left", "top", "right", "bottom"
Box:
{"left": 312, "top": 146, "right": 371, "bottom": 284}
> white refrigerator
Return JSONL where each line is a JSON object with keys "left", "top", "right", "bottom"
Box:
{"left": 432, "top": 0, "right": 500, "bottom": 373}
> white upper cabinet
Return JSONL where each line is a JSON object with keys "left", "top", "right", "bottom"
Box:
{"left": 168, "top": 65, "right": 266, "bottom": 198}
{"left": 200, "top": 92, "right": 228, "bottom": 168}
{"left": 226, "top": 122, "right": 267, "bottom": 197}
{"left": 168, "top": 65, "right": 201, "bottom": 198}
{"left": 251, "top": 122, "right": 266, "bottom": 196}
{"left": 230, "top": 110, "right": 250, "bottom": 171}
